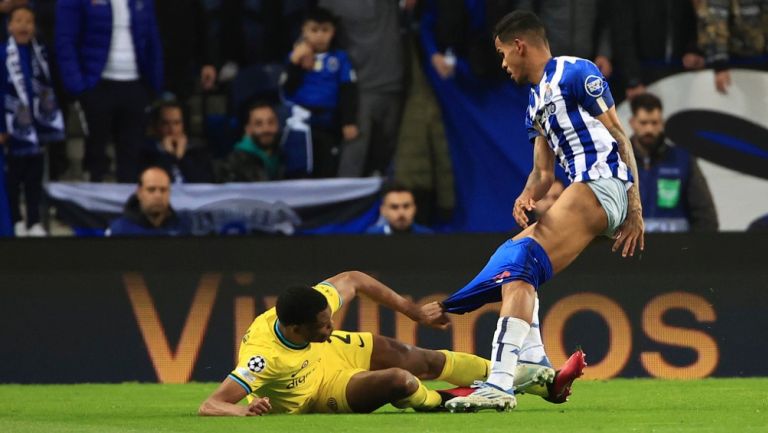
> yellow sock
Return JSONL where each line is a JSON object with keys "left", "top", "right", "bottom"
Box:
{"left": 524, "top": 382, "right": 549, "bottom": 397}
{"left": 436, "top": 350, "right": 491, "bottom": 386}
{"left": 392, "top": 380, "right": 442, "bottom": 410}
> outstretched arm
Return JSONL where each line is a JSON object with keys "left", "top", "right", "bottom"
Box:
{"left": 596, "top": 107, "right": 645, "bottom": 257}
{"left": 325, "top": 271, "right": 449, "bottom": 329}
{"left": 198, "top": 377, "right": 271, "bottom": 416}
{"left": 514, "top": 135, "right": 555, "bottom": 228}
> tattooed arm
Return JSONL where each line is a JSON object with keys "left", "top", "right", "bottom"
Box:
{"left": 597, "top": 107, "right": 645, "bottom": 257}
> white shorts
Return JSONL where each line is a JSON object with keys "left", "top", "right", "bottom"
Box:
{"left": 585, "top": 177, "right": 629, "bottom": 237}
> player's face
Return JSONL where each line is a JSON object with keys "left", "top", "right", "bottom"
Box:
{"left": 631, "top": 108, "right": 664, "bottom": 148}
{"left": 302, "top": 21, "right": 335, "bottom": 53}
{"left": 246, "top": 107, "right": 280, "bottom": 149}
{"left": 302, "top": 307, "right": 334, "bottom": 342}
{"left": 381, "top": 191, "right": 417, "bottom": 231}
{"left": 8, "top": 9, "right": 35, "bottom": 45}
{"left": 495, "top": 36, "right": 525, "bottom": 85}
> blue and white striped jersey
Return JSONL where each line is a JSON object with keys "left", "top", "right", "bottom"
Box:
{"left": 526, "top": 56, "right": 633, "bottom": 185}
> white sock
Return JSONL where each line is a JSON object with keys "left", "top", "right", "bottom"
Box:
{"left": 486, "top": 317, "right": 530, "bottom": 393}
{"left": 519, "top": 298, "right": 552, "bottom": 367}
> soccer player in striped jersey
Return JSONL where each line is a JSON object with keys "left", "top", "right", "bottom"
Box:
{"left": 422, "top": 10, "right": 645, "bottom": 412}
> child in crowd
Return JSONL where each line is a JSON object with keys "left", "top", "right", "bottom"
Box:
{"left": 282, "top": 7, "right": 358, "bottom": 178}
{"left": 0, "top": 6, "right": 64, "bottom": 236}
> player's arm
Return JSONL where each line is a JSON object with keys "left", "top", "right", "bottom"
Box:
{"left": 514, "top": 135, "right": 555, "bottom": 228}
{"left": 198, "top": 377, "right": 271, "bottom": 416}
{"left": 325, "top": 271, "right": 449, "bottom": 329}
{"left": 596, "top": 107, "right": 645, "bottom": 257}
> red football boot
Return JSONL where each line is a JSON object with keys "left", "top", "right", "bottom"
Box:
{"left": 545, "top": 349, "right": 587, "bottom": 404}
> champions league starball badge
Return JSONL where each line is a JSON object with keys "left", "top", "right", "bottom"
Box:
{"left": 248, "top": 355, "right": 267, "bottom": 373}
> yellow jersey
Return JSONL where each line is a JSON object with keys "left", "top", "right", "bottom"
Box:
{"left": 228, "top": 282, "right": 343, "bottom": 414}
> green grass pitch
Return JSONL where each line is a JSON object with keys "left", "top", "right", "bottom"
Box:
{"left": 1, "top": 379, "right": 766, "bottom": 433}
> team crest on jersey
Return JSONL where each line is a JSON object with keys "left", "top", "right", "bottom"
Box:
{"left": 327, "top": 57, "right": 340, "bottom": 73}
{"left": 248, "top": 355, "right": 267, "bottom": 373}
{"left": 543, "top": 85, "right": 553, "bottom": 104}
{"left": 584, "top": 75, "right": 605, "bottom": 97}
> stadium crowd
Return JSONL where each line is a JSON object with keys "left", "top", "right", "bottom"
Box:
{"left": 0, "top": 0, "right": 765, "bottom": 236}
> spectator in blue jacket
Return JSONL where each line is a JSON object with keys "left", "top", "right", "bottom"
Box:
{"left": 55, "top": 0, "right": 163, "bottom": 183}
{"left": 282, "top": 7, "right": 358, "bottom": 178}
{"left": 107, "top": 166, "right": 189, "bottom": 236}
{"left": 367, "top": 183, "right": 433, "bottom": 235}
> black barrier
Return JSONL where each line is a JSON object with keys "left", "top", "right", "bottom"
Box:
{"left": 1, "top": 234, "right": 766, "bottom": 383}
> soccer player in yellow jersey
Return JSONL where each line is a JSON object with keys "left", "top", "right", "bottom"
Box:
{"left": 198, "top": 271, "right": 556, "bottom": 415}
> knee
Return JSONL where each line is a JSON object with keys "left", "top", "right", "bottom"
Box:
{"left": 385, "top": 368, "right": 419, "bottom": 397}
{"left": 391, "top": 343, "right": 441, "bottom": 379}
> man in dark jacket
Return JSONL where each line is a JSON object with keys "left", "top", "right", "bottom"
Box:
{"left": 107, "top": 166, "right": 189, "bottom": 236}
{"left": 629, "top": 93, "right": 718, "bottom": 232}
{"left": 55, "top": 0, "right": 163, "bottom": 182}
{"left": 215, "top": 102, "right": 283, "bottom": 182}
{"left": 366, "top": 184, "right": 433, "bottom": 235}
{"left": 142, "top": 100, "right": 213, "bottom": 183}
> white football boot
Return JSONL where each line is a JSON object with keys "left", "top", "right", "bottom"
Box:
{"left": 514, "top": 363, "right": 556, "bottom": 397}
{"left": 445, "top": 383, "right": 516, "bottom": 413}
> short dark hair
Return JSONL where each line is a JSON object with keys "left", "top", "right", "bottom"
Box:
{"left": 153, "top": 100, "right": 184, "bottom": 125}
{"left": 630, "top": 93, "right": 663, "bottom": 115}
{"left": 380, "top": 181, "right": 413, "bottom": 200}
{"left": 276, "top": 286, "right": 329, "bottom": 326}
{"left": 9, "top": 5, "right": 34, "bottom": 21}
{"left": 304, "top": 7, "right": 337, "bottom": 27}
{"left": 245, "top": 101, "right": 277, "bottom": 124}
{"left": 138, "top": 166, "right": 171, "bottom": 186}
{"left": 494, "top": 10, "right": 547, "bottom": 45}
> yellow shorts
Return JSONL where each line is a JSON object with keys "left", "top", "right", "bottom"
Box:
{"left": 310, "top": 331, "right": 374, "bottom": 413}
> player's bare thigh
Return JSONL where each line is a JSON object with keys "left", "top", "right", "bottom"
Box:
{"left": 514, "top": 182, "right": 607, "bottom": 273}
{"left": 369, "top": 335, "right": 444, "bottom": 379}
{"left": 345, "top": 368, "right": 419, "bottom": 413}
